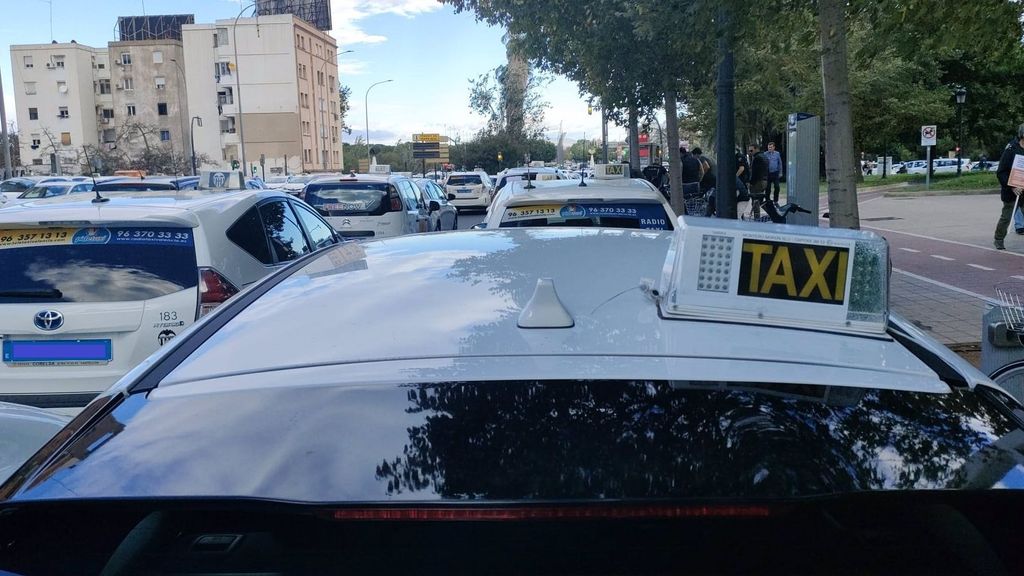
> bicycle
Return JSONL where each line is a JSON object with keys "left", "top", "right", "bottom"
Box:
{"left": 740, "top": 195, "right": 812, "bottom": 224}
{"left": 991, "top": 283, "right": 1024, "bottom": 399}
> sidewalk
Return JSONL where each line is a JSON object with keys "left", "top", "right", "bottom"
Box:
{"left": 890, "top": 269, "right": 991, "bottom": 345}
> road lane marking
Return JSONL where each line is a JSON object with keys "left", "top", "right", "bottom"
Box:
{"left": 931, "top": 255, "right": 955, "bottom": 261}
{"left": 968, "top": 264, "right": 995, "bottom": 271}
{"left": 863, "top": 225, "right": 1024, "bottom": 257}
{"left": 898, "top": 247, "right": 920, "bottom": 253}
{"left": 1012, "top": 275, "right": 1024, "bottom": 281}
{"left": 893, "top": 268, "right": 1001, "bottom": 306}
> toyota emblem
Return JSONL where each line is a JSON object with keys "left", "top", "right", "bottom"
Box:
{"left": 34, "top": 310, "right": 64, "bottom": 331}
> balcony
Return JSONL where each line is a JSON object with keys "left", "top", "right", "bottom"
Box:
{"left": 220, "top": 129, "right": 239, "bottom": 146}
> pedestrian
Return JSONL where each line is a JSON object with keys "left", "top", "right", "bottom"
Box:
{"left": 735, "top": 148, "right": 750, "bottom": 204}
{"left": 692, "top": 147, "right": 716, "bottom": 193}
{"left": 679, "top": 146, "right": 704, "bottom": 186}
{"left": 765, "top": 142, "right": 783, "bottom": 203}
{"left": 994, "top": 124, "right": 1024, "bottom": 250}
{"left": 748, "top": 144, "right": 770, "bottom": 218}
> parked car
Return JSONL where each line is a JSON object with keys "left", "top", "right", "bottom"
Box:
{"left": 302, "top": 173, "right": 431, "bottom": 239}
{"left": 413, "top": 178, "right": 459, "bottom": 231}
{"left": 443, "top": 171, "right": 495, "bottom": 211}
{"left": 6, "top": 181, "right": 94, "bottom": 206}
{"left": 0, "top": 188, "right": 341, "bottom": 410}
{"left": 0, "top": 401, "right": 68, "bottom": 484}
{"left": 2, "top": 219, "right": 1022, "bottom": 574}
{"left": 1, "top": 177, "right": 69, "bottom": 203}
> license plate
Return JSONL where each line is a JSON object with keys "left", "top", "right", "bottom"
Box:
{"left": 3, "top": 339, "right": 112, "bottom": 364}
{"left": 457, "top": 188, "right": 473, "bottom": 194}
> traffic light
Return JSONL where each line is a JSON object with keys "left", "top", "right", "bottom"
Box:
{"left": 231, "top": 159, "right": 239, "bottom": 169}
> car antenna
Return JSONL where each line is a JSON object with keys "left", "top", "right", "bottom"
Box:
{"left": 524, "top": 156, "right": 535, "bottom": 190}
{"left": 578, "top": 164, "right": 588, "bottom": 187}
{"left": 91, "top": 187, "right": 109, "bottom": 203}
{"left": 80, "top": 145, "right": 102, "bottom": 197}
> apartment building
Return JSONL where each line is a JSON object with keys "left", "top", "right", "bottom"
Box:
{"left": 10, "top": 41, "right": 107, "bottom": 174}
{"left": 183, "top": 14, "right": 341, "bottom": 175}
{"left": 106, "top": 40, "right": 190, "bottom": 161}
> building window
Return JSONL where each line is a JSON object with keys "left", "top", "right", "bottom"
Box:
{"left": 155, "top": 76, "right": 166, "bottom": 90}
{"left": 158, "top": 103, "right": 168, "bottom": 116}
{"left": 28, "top": 107, "right": 38, "bottom": 120}
{"left": 216, "top": 62, "right": 231, "bottom": 77}
{"left": 57, "top": 81, "right": 67, "bottom": 94}
{"left": 31, "top": 135, "right": 40, "bottom": 147}
{"left": 102, "top": 129, "right": 116, "bottom": 143}
{"left": 120, "top": 52, "right": 132, "bottom": 65}
{"left": 123, "top": 77, "right": 134, "bottom": 90}
{"left": 53, "top": 55, "right": 65, "bottom": 68}
{"left": 24, "top": 82, "right": 36, "bottom": 95}
{"left": 126, "top": 104, "right": 136, "bottom": 116}
{"left": 97, "top": 62, "right": 105, "bottom": 69}
{"left": 329, "top": 76, "right": 335, "bottom": 91}
{"left": 58, "top": 106, "right": 69, "bottom": 119}
{"left": 102, "top": 108, "right": 114, "bottom": 119}
{"left": 160, "top": 130, "right": 171, "bottom": 141}
{"left": 60, "top": 132, "right": 71, "bottom": 146}
{"left": 218, "top": 87, "right": 233, "bottom": 105}
{"left": 23, "top": 55, "right": 33, "bottom": 68}
{"left": 215, "top": 27, "right": 229, "bottom": 47}
{"left": 220, "top": 117, "right": 236, "bottom": 133}
{"left": 32, "top": 158, "right": 43, "bottom": 165}
{"left": 97, "top": 79, "right": 111, "bottom": 94}
{"left": 153, "top": 51, "right": 163, "bottom": 64}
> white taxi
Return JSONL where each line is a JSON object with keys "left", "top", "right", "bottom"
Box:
{"left": 492, "top": 166, "right": 566, "bottom": 195}
{"left": 443, "top": 171, "right": 494, "bottom": 210}
{"left": 478, "top": 163, "right": 676, "bottom": 230}
{"left": 301, "top": 173, "right": 431, "bottom": 239}
{"left": 0, "top": 188, "right": 340, "bottom": 410}
{"left": 4, "top": 218, "right": 1022, "bottom": 574}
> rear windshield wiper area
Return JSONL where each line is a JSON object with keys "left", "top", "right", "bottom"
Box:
{"left": 0, "top": 289, "right": 63, "bottom": 299}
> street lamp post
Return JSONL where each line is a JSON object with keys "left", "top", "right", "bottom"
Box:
{"left": 232, "top": 2, "right": 260, "bottom": 175}
{"left": 169, "top": 58, "right": 190, "bottom": 174}
{"left": 588, "top": 100, "right": 609, "bottom": 163}
{"left": 190, "top": 116, "right": 202, "bottom": 176}
{"left": 364, "top": 79, "right": 393, "bottom": 168}
{"left": 955, "top": 87, "right": 967, "bottom": 177}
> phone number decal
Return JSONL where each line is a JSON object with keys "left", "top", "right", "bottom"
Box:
{"left": 0, "top": 228, "right": 76, "bottom": 249}
{"left": 110, "top": 228, "right": 193, "bottom": 246}
{"left": 502, "top": 205, "right": 560, "bottom": 221}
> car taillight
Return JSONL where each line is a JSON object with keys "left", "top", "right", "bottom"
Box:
{"left": 197, "top": 267, "right": 239, "bottom": 319}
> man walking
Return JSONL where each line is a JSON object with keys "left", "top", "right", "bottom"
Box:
{"left": 765, "top": 142, "right": 783, "bottom": 203}
{"left": 994, "top": 124, "right": 1024, "bottom": 250}
{"left": 748, "top": 144, "right": 770, "bottom": 218}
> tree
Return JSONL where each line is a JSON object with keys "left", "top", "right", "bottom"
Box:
{"left": 338, "top": 84, "right": 352, "bottom": 135}
{"left": 567, "top": 138, "right": 600, "bottom": 163}
{"left": 468, "top": 64, "right": 550, "bottom": 139}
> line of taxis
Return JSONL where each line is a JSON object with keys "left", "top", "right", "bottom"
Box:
{"left": 3, "top": 164, "right": 1024, "bottom": 574}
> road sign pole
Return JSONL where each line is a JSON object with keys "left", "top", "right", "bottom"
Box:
{"left": 925, "top": 146, "right": 931, "bottom": 190}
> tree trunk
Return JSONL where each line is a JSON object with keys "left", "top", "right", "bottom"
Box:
{"left": 818, "top": 0, "right": 860, "bottom": 229}
{"left": 628, "top": 106, "right": 641, "bottom": 173}
{"left": 664, "top": 92, "right": 684, "bottom": 215}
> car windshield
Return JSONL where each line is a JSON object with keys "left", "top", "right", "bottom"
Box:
{"left": 500, "top": 202, "right": 673, "bottom": 230}
{"left": 303, "top": 182, "right": 391, "bottom": 215}
{"left": 288, "top": 175, "right": 315, "bottom": 184}
{"left": 446, "top": 175, "right": 482, "bottom": 186}
{"left": 0, "top": 226, "right": 198, "bottom": 303}
{"left": 18, "top": 185, "right": 71, "bottom": 199}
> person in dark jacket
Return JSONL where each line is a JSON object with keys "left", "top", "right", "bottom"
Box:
{"left": 994, "top": 125, "right": 1024, "bottom": 250}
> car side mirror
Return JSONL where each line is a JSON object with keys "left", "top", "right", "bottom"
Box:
{"left": 447, "top": 193, "right": 456, "bottom": 201}
{"left": 429, "top": 200, "right": 440, "bottom": 213}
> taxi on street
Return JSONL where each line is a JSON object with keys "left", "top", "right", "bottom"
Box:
{"left": 2, "top": 214, "right": 1023, "bottom": 574}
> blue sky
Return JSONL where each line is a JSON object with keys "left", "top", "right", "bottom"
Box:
{"left": 0, "top": 0, "right": 625, "bottom": 146}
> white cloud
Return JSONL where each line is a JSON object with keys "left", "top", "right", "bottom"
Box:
{"left": 337, "top": 60, "right": 369, "bottom": 76}
{"left": 328, "top": 0, "right": 442, "bottom": 46}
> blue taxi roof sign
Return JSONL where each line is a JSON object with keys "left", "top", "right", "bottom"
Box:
{"left": 659, "top": 217, "right": 889, "bottom": 335}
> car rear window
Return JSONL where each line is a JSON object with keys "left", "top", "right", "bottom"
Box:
{"left": 304, "top": 182, "right": 393, "bottom": 216}
{"left": 0, "top": 226, "right": 198, "bottom": 303}
{"left": 93, "top": 182, "right": 177, "bottom": 192}
{"left": 446, "top": 175, "right": 482, "bottom": 186}
{"left": 0, "top": 180, "right": 31, "bottom": 192}
{"left": 500, "top": 202, "right": 673, "bottom": 230}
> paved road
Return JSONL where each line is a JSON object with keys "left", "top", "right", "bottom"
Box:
{"left": 853, "top": 192, "right": 1023, "bottom": 301}
{"left": 457, "top": 209, "right": 486, "bottom": 230}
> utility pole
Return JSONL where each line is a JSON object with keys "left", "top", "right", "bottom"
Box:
{"left": 0, "top": 63, "right": 12, "bottom": 179}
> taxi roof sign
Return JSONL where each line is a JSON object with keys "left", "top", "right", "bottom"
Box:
{"left": 592, "top": 163, "right": 629, "bottom": 179}
{"left": 659, "top": 217, "right": 889, "bottom": 335}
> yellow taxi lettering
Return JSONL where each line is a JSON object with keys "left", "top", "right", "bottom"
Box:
{"left": 761, "top": 246, "right": 797, "bottom": 297}
{"left": 742, "top": 242, "right": 774, "bottom": 292}
{"left": 834, "top": 250, "right": 849, "bottom": 301}
{"left": 738, "top": 239, "right": 849, "bottom": 305}
{"left": 799, "top": 248, "right": 835, "bottom": 300}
